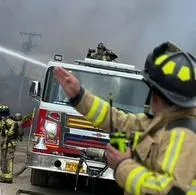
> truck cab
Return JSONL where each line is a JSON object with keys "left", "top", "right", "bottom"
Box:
{"left": 27, "top": 57, "right": 148, "bottom": 187}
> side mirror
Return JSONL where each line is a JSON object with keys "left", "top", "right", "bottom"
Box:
{"left": 29, "top": 81, "right": 41, "bottom": 97}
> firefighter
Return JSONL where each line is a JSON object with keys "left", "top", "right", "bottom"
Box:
{"left": 87, "top": 42, "right": 107, "bottom": 61}
{"left": 14, "top": 113, "right": 24, "bottom": 142}
{"left": 0, "top": 104, "right": 19, "bottom": 183}
{"left": 105, "top": 49, "right": 118, "bottom": 61}
{"left": 87, "top": 42, "right": 118, "bottom": 61}
{"left": 54, "top": 42, "right": 196, "bottom": 195}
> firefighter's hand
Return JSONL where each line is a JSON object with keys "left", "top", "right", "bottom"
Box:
{"left": 54, "top": 67, "right": 81, "bottom": 98}
{"left": 105, "top": 144, "right": 132, "bottom": 169}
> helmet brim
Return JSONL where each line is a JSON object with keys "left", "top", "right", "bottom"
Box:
{"left": 142, "top": 71, "right": 196, "bottom": 108}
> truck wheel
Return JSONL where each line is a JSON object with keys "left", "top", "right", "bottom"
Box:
{"left": 30, "top": 169, "right": 49, "bottom": 187}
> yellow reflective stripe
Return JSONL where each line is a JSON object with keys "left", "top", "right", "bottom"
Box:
{"left": 94, "top": 101, "right": 109, "bottom": 126}
{"left": 177, "top": 66, "right": 191, "bottom": 81}
{"left": 132, "top": 132, "right": 140, "bottom": 151}
{"left": 194, "top": 68, "right": 196, "bottom": 80}
{"left": 169, "top": 131, "right": 185, "bottom": 174}
{"left": 187, "top": 192, "right": 196, "bottom": 195}
{"left": 162, "top": 131, "right": 176, "bottom": 171}
{"left": 86, "top": 97, "right": 99, "bottom": 120}
{"left": 192, "top": 180, "right": 196, "bottom": 186}
{"left": 162, "top": 130, "right": 185, "bottom": 175}
{"left": 85, "top": 97, "right": 109, "bottom": 127}
{"left": 187, "top": 188, "right": 196, "bottom": 195}
{"left": 155, "top": 55, "right": 168, "bottom": 65}
{"left": 162, "top": 61, "right": 176, "bottom": 75}
{"left": 125, "top": 166, "right": 147, "bottom": 194}
{"left": 90, "top": 99, "right": 104, "bottom": 122}
{"left": 187, "top": 180, "right": 196, "bottom": 195}
{"left": 135, "top": 172, "right": 151, "bottom": 195}
{"left": 143, "top": 174, "right": 173, "bottom": 191}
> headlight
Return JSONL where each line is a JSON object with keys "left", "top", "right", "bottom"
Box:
{"left": 44, "top": 120, "right": 57, "bottom": 143}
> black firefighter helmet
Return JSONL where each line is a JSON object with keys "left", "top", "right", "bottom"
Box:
{"left": 142, "top": 41, "right": 196, "bottom": 108}
{"left": 0, "top": 104, "right": 10, "bottom": 117}
{"left": 14, "top": 113, "right": 22, "bottom": 121}
{"left": 97, "top": 42, "right": 107, "bottom": 51}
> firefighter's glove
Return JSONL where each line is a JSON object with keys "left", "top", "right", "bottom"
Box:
{"left": 105, "top": 144, "right": 131, "bottom": 169}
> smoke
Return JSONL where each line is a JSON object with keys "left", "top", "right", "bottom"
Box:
{"left": 0, "top": 0, "right": 196, "bottom": 114}
{"left": 1, "top": 0, "right": 196, "bottom": 67}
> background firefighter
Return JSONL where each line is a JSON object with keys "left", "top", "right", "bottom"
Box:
{"left": 87, "top": 42, "right": 118, "bottom": 61}
{"left": 13, "top": 113, "right": 24, "bottom": 142}
{"left": 0, "top": 104, "right": 22, "bottom": 183}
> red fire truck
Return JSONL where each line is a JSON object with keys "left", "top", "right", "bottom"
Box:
{"left": 26, "top": 57, "right": 148, "bottom": 187}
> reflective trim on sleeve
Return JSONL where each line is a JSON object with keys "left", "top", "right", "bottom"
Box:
{"left": 143, "top": 174, "right": 173, "bottom": 191}
{"left": 125, "top": 166, "right": 149, "bottom": 195}
{"left": 86, "top": 97, "right": 99, "bottom": 120}
{"left": 94, "top": 101, "right": 109, "bottom": 126}
{"left": 192, "top": 180, "right": 196, "bottom": 185}
{"left": 85, "top": 97, "right": 109, "bottom": 126}
{"left": 162, "top": 130, "right": 185, "bottom": 175}
{"left": 132, "top": 132, "right": 140, "bottom": 151}
{"left": 187, "top": 180, "right": 196, "bottom": 195}
{"left": 6, "top": 119, "right": 14, "bottom": 126}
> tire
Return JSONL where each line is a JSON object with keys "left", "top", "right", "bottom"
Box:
{"left": 30, "top": 169, "right": 49, "bottom": 187}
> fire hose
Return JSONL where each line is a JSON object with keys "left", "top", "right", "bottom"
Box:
{"left": 73, "top": 147, "right": 108, "bottom": 192}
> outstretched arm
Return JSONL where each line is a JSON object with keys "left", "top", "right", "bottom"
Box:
{"left": 54, "top": 67, "right": 150, "bottom": 133}
{"left": 112, "top": 129, "right": 196, "bottom": 195}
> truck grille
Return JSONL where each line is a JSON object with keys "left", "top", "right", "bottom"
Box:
{"left": 66, "top": 115, "right": 101, "bottom": 130}
{"left": 64, "top": 134, "right": 108, "bottom": 149}
{"left": 64, "top": 115, "right": 109, "bottom": 151}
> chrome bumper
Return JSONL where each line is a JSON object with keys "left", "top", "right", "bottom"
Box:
{"left": 26, "top": 152, "right": 114, "bottom": 180}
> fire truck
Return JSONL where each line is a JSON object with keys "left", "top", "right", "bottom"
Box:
{"left": 26, "top": 56, "right": 148, "bottom": 187}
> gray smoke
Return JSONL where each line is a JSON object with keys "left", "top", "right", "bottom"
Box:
{"left": 0, "top": 0, "right": 196, "bottom": 114}
{"left": 1, "top": 0, "right": 196, "bottom": 66}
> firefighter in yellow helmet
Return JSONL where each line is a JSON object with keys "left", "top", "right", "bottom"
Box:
{"left": 54, "top": 42, "right": 196, "bottom": 195}
{"left": 0, "top": 104, "right": 20, "bottom": 183}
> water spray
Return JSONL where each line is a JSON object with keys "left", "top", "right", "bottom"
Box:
{"left": 0, "top": 45, "right": 47, "bottom": 67}
{"left": 0, "top": 45, "right": 47, "bottom": 179}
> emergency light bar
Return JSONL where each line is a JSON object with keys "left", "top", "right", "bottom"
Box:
{"left": 54, "top": 54, "right": 63, "bottom": 62}
{"left": 75, "top": 58, "right": 141, "bottom": 74}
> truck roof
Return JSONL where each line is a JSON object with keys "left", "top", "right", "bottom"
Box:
{"left": 75, "top": 58, "right": 141, "bottom": 74}
{"left": 48, "top": 59, "right": 143, "bottom": 80}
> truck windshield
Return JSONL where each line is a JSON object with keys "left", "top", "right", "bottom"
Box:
{"left": 43, "top": 67, "right": 149, "bottom": 114}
